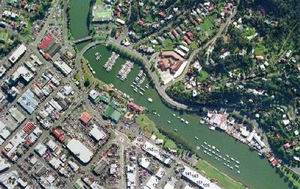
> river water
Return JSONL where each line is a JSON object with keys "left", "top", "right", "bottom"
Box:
{"left": 69, "top": 1, "right": 289, "bottom": 188}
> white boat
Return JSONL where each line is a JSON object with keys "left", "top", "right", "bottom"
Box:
{"left": 195, "top": 137, "right": 199, "bottom": 140}
{"left": 95, "top": 52, "right": 99, "bottom": 56}
{"left": 153, "top": 112, "right": 157, "bottom": 115}
{"left": 133, "top": 88, "right": 138, "bottom": 92}
{"left": 196, "top": 146, "right": 200, "bottom": 150}
{"left": 235, "top": 160, "right": 240, "bottom": 164}
{"left": 230, "top": 157, "right": 235, "bottom": 161}
{"left": 139, "top": 91, "right": 144, "bottom": 95}
{"left": 209, "top": 126, "right": 216, "bottom": 130}
{"left": 216, "top": 149, "right": 220, "bottom": 153}
{"left": 237, "top": 170, "right": 240, "bottom": 174}
{"left": 177, "top": 116, "right": 180, "bottom": 119}
{"left": 207, "top": 144, "right": 211, "bottom": 148}
{"left": 212, "top": 146, "right": 216, "bottom": 150}
{"left": 172, "top": 113, "right": 176, "bottom": 117}
{"left": 225, "top": 154, "right": 229, "bottom": 158}
{"left": 167, "top": 120, "right": 171, "bottom": 124}
{"left": 147, "top": 98, "right": 153, "bottom": 102}
{"left": 235, "top": 165, "right": 239, "bottom": 168}
{"left": 204, "top": 141, "right": 207, "bottom": 145}
{"left": 130, "top": 84, "right": 135, "bottom": 88}
{"left": 174, "top": 129, "right": 177, "bottom": 132}
{"left": 230, "top": 166, "right": 234, "bottom": 170}
{"left": 157, "top": 114, "right": 160, "bottom": 117}
{"left": 185, "top": 121, "right": 189, "bottom": 124}
{"left": 181, "top": 118, "right": 185, "bottom": 122}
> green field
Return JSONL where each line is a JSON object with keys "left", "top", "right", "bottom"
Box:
{"left": 0, "top": 30, "right": 9, "bottom": 43}
{"left": 196, "top": 160, "right": 246, "bottom": 189}
{"left": 94, "top": 10, "right": 112, "bottom": 20}
{"left": 255, "top": 44, "right": 267, "bottom": 56}
{"left": 136, "top": 114, "right": 177, "bottom": 150}
{"left": 197, "top": 70, "right": 209, "bottom": 82}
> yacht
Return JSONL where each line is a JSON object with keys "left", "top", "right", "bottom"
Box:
{"left": 185, "top": 120, "right": 189, "bottom": 124}
{"left": 195, "top": 137, "right": 199, "bottom": 140}
{"left": 147, "top": 98, "right": 153, "bottom": 103}
{"left": 167, "top": 120, "right": 171, "bottom": 124}
{"left": 237, "top": 170, "right": 240, "bottom": 174}
{"left": 172, "top": 113, "right": 176, "bottom": 117}
{"left": 209, "top": 126, "right": 216, "bottom": 130}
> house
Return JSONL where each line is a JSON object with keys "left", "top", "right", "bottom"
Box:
{"left": 80, "top": 112, "right": 92, "bottom": 125}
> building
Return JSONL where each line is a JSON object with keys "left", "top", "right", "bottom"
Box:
{"left": 182, "top": 166, "right": 221, "bottom": 189}
{"left": 127, "top": 102, "right": 144, "bottom": 113}
{"left": 89, "top": 125, "right": 106, "bottom": 141}
{"left": 80, "top": 112, "right": 92, "bottom": 125}
{"left": 53, "top": 60, "right": 72, "bottom": 76}
{"left": 142, "top": 141, "right": 172, "bottom": 166}
{"left": 8, "top": 44, "right": 26, "bottom": 64}
{"left": 157, "top": 51, "right": 185, "bottom": 74}
{"left": 103, "top": 106, "right": 122, "bottom": 123}
{"left": 67, "top": 139, "right": 94, "bottom": 164}
{"left": 12, "top": 66, "right": 34, "bottom": 83}
{"left": 17, "top": 89, "right": 39, "bottom": 114}
{"left": 144, "top": 176, "right": 159, "bottom": 189}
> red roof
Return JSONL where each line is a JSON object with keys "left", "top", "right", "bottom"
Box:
{"left": 80, "top": 112, "right": 92, "bottom": 125}
{"left": 52, "top": 128, "right": 65, "bottom": 142}
{"left": 39, "top": 34, "right": 54, "bottom": 50}
{"left": 128, "top": 102, "right": 144, "bottom": 113}
{"left": 23, "top": 122, "right": 36, "bottom": 134}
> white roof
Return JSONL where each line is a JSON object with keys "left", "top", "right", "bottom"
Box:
{"left": 67, "top": 139, "right": 93, "bottom": 164}
{"left": 182, "top": 166, "right": 221, "bottom": 189}
{"left": 164, "top": 177, "right": 177, "bottom": 189}
{"left": 89, "top": 89, "right": 99, "bottom": 100}
{"left": 34, "top": 143, "right": 47, "bottom": 156}
{"left": 53, "top": 60, "right": 72, "bottom": 76}
{"left": 145, "top": 176, "right": 158, "bottom": 189}
{"left": 89, "top": 125, "right": 106, "bottom": 141}
{"left": 9, "top": 44, "right": 26, "bottom": 64}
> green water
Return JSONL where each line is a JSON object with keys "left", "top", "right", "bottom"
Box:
{"left": 68, "top": 1, "right": 290, "bottom": 188}
{"left": 68, "top": 0, "right": 91, "bottom": 40}
{"left": 83, "top": 45, "right": 289, "bottom": 189}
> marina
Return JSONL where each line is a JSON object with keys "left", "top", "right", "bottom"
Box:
{"left": 103, "top": 52, "right": 119, "bottom": 71}
{"left": 200, "top": 141, "right": 242, "bottom": 174}
{"left": 79, "top": 43, "right": 290, "bottom": 189}
{"left": 118, "top": 61, "right": 134, "bottom": 80}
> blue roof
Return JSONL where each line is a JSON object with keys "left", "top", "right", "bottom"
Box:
{"left": 17, "top": 89, "right": 39, "bottom": 114}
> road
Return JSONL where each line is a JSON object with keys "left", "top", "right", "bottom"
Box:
{"left": 165, "top": 2, "right": 239, "bottom": 89}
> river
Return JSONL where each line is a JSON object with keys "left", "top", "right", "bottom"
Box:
{"left": 68, "top": 1, "right": 289, "bottom": 189}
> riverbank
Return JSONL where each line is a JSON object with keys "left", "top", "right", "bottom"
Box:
{"left": 67, "top": 1, "right": 291, "bottom": 188}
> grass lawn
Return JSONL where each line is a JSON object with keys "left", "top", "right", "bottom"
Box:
{"left": 162, "top": 39, "right": 176, "bottom": 51}
{"left": 82, "top": 60, "right": 94, "bottom": 85}
{"left": 0, "top": 30, "right": 9, "bottom": 43}
{"left": 255, "top": 44, "right": 267, "bottom": 56}
{"left": 243, "top": 27, "right": 256, "bottom": 38}
{"left": 136, "top": 114, "right": 159, "bottom": 137}
{"left": 197, "top": 70, "right": 209, "bottom": 82}
{"left": 136, "top": 114, "right": 178, "bottom": 150}
{"left": 196, "top": 160, "right": 246, "bottom": 189}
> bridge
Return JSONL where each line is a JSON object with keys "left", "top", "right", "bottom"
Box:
{"left": 73, "top": 36, "right": 93, "bottom": 44}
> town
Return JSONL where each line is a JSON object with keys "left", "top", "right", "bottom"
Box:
{"left": 0, "top": 0, "right": 299, "bottom": 189}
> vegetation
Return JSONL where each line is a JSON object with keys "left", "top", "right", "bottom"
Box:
{"left": 195, "top": 160, "right": 246, "bottom": 189}
{"left": 136, "top": 114, "right": 178, "bottom": 151}
{"left": 167, "top": 0, "right": 300, "bottom": 164}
